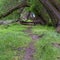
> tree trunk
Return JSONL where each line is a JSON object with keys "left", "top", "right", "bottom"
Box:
{"left": 49, "top": 0, "right": 60, "bottom": 12}
{"left": 39, "top": 0, "right": 60, "bottom": 32}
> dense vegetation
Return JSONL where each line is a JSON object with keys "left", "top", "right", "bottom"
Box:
{"left": 0, "top": 24, "right": 60, "bottom": 60}
{"left": 0, "top": 0, "right": 60, "bottom": 60}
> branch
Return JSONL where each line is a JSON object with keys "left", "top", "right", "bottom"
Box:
{"left": 0, "top": 1, "right": 29, "bottom": 19}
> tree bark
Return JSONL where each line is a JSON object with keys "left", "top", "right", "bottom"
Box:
{"left": 39, "top": 0, "right": 60, "bottom": 32}
{"left": 39, "top": 0, "right": 60, "bottom": 24}
{"left": 49, "top": 0, "right": 60, "bottom": 12}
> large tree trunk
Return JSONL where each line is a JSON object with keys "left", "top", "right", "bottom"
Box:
{"left": 49, "top": 0, "right": 60, "bottom": 12}
{"left": 39, "top": 0, "right": 60, "bottom": 32}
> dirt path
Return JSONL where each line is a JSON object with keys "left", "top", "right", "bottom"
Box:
{"left": 23, "top": 26, "right": 44, "bottom": 60}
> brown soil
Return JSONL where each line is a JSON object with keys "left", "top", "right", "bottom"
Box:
{"left": 23, "top": 26, "right": 44, "bottom": 60}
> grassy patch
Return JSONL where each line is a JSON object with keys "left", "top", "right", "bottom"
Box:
{"left": 0, "top": 24, "right": 32, "bottom": 60}
{"left": 32, "top": 25, "right": 60, "bottom": 60}
{"left": 0, "top": 24, "right": 60, "bottom": 60}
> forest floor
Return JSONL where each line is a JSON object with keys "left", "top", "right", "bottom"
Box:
{"left": 0, "top": 24, "right": 60, "bottom": 60}
{"left": 23, "top": 26, "right": 44, "bottom": 60}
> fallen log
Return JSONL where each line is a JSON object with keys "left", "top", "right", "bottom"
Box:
{"left": 0, "top": 20, "right": 19, "bottom": 25}
{"left": 19, "top": 20, "right": 45, "bottom": 25}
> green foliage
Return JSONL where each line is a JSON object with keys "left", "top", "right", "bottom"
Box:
{"left": 32, "top": 25, "right": 60, "bottom": 60}
{"left": 0, "top": 24, "right": 32, "bottom": 60}
{"left": 0, "top": 0, "right": 52, "bottom": 23}
{"left": 0, "top": 0, "right": 60, "bottom": 60}
{"left": 0, "top": 24, "right": 60, "bottom": 60}
{"left": 0, "top": 0, "right": 20, "bottom": 20}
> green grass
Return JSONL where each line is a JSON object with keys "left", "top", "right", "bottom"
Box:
{"left": 32, "top": 25, "right": 60, "bottom": 60}
{"left": 0, "top": 24, "right": 60, "bottom": 60}
{"left": 0, "top": 24, "right": 32, "bottom": 60}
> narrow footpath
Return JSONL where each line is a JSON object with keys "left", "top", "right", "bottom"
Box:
{"left": 23, "top": 26, "right": 44, "bottom": 60}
